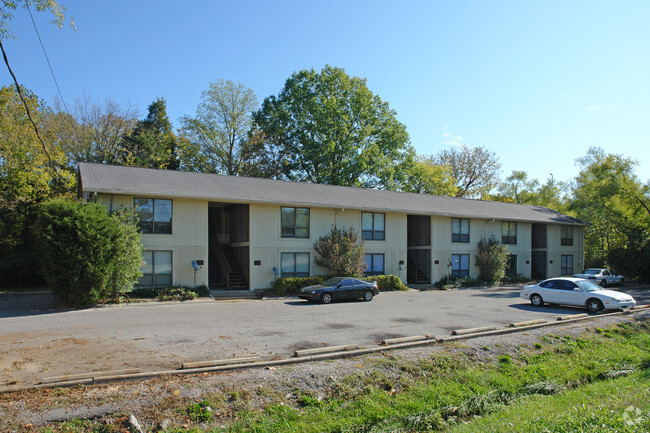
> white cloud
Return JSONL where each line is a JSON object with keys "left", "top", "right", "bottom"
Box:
{"left": 587, "top": 104, "right": 620, "bottom": 112}
{"left": 441, "top": 130, "right": 464, "bottom": 147}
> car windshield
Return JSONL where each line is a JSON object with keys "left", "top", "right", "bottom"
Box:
{"left": 322, "top": 277, "right": 345, "bottom": 286}
{"left": 581, "top": 269, "right": 600, "bottom": 275}
{"left": 575, "top": 280, "right": 602, "bottom": 292}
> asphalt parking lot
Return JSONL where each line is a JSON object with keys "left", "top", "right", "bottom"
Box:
{"left": 1, "top": 285, "right": 648, "bottom": 389}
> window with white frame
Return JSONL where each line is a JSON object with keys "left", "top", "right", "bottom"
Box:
{"left": 364, "top": 253, "right": 384, "bottom": 276}
{"left": 561, "top": 225, "right": 574, "bottom": 246}
{"left": 138, "top": 250, "right": 172, "bottom": 286}
{"left": 451, "top": 218, "right": 470, "bottom": 243}
{"left": 501, "top": 222, "right": 517, "bottom": 245}
{"left": 281, "top": 207, "right": 310, "bottom": 238}
{"left": 362, "top": 212, "right": 385, "bottom": 240}
{"left": 134, "top": 198, "right": 172, "bottom": 234}
{"left": 451, "top": 254, "right": 470, "bottom": 278}
{"left": 281, "top": 252, "right": 310, "bottom": 277}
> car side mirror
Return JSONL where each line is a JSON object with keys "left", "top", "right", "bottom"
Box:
{"left": 337, "top": 284, "right": 342, "bottom": 288}
{"left": 573, "top": 288, "right": 580, "bottom": 291}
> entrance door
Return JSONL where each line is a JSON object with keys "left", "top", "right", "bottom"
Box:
{"left": 531, "top": 251, "right": 547, "bottom": 280}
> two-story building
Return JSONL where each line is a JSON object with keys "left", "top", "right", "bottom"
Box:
{"left": 78, "top": 163, "right": 585, "bottom": 290}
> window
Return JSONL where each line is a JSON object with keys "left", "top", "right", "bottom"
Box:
{"left": 561, "top": 225, "right": 574, "bottom": 246}
{"left": 506, "top": 254, "right": 517, "bottom": 277}
{"left": 501, "top": 222, "right": 517, "bottom": 245}
{"left": 138, "top": 250, "right": 172, "bottom": 286}
{"left": 364, "top": 253, "right": 384, "bottom": 276}
{"left": 134, "top": 198, "right": 172, "bottom": 234}
{"left": 281, "top": 252, "right": 310, "bottom": 277}
{"left": 561, "top": 255, "right": 573, "bottom": 275}
{"left": 451, "top": 218, "right": 470, "bottom": 243}
{"left": 362, "top": 212, "right": 385, "bottom": 240}
{"left": 451, "top": 254, "right": 470, "bottom": 278}
{"left": 281, "top": 207, "right": 310, "bottom": 238}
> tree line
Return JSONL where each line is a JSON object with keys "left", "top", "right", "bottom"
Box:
{"left": 1, "top": 65, "right": 649, "bottom": 286}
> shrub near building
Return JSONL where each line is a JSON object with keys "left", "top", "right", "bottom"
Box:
{"left": 36, "top": 198, "right": 143, "bottom": 307}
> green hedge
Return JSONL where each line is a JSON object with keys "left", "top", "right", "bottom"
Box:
{"left": 364, "top": 274, "right": 409, "bottom": 291}
{"left": 271, "top": 277, "right": 324, "bottom": 295}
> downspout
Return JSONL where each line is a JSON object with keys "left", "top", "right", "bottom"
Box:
{"left": 485, "top": 218, "right": 496, "bottom": 239}
{"left": 334, "top": 208, "right": 345, "bottom": 228}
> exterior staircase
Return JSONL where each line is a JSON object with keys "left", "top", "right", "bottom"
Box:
{"left": 220, "top": 244, "right": 248, "bottom": 290}
{"left": 407, "top": 257, "right": 430, "bottom": 284}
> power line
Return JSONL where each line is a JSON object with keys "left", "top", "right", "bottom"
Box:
{"left": 0, "top": 38, "right": 55, "bottom": 169}
{"left": 24, "top": 0, "right": 69, "bottom": 113}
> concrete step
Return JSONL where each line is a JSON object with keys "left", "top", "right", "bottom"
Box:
{"left": 209, "top": 290, "right": 256, "bottom": 299}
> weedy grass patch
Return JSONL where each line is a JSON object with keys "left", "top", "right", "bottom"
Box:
{"left": 219, "top": 321, "right": 649, "bottom": 433}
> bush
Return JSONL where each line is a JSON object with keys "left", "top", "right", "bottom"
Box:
{"left": 364, "top": 274, "right": 409, "bottom": 291}
{"left": 128, "top": 285, "right": 209, "bottom": 300}
{"left": 475, "top": 235, "right": 510, "bottom": 283}
{"left": 157, "top": 287, "right": 197, "bottom": 301}
{"left": 272, "top": 276, "right": 323, "bottom": 295}
{"left": 313, "top": 227, "right": 366, "bottom": 277}
{"left": 434, "top": 275, "right": 483, "bottom": 289}
{"left": 36, "top": 198, "right": 142, "bottom": 307}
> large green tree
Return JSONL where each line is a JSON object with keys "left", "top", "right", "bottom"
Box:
{"left": 433, "top": 145, "right": 501, "bottom": 198}
{"left": 179, "top": 80, "right": 261, "bottom": 175}
{"left": 495, "top": 170, "right": 570, "bottom": 213}
{"left": 402, "top": 155, "right": 457, "bottom": 196}
{"left": 252, "top": 65, "right": 413, "bottom": 189}
{"left": 0, "top": 85, "right": 74, "bottom": 286}
{"left": 120, "top": 98, "right": 178, "bottom": 169}
{"left": 571, "top": 147, "right": 650, "bottom": 271}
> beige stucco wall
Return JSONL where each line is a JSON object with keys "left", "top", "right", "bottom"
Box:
{"left": 249, "top": 204, "right": 407, "bottom": 290}
{"left": 93, "top": 193, "right": 585, "bottom": 290}
{"left": 94, "top": 193, "right": 209, "bottom": 288}
{"left": 429, "top": 217, "right": 584, "bottom": 282}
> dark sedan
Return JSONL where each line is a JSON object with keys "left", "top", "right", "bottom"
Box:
{"left": 298, "top": 277, "right": 379, "bottom": 304}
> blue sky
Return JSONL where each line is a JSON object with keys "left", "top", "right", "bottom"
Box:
{"left": 2, "top": 0, "right": 649, "bottom": 184}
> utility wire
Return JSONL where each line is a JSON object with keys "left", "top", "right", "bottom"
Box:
{"left": 25, "top": 0, "right": 69, "bottom": 113}
{"left": 0, "top": 38, "right": 56, "bottom": 170}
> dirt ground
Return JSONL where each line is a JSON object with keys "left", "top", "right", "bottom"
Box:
{"left": 0, "top": 310, "right": 648, "bottom": 432}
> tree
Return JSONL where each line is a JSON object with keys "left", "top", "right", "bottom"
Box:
{"left": 402, "top": 155, "right": 457, "bottom": 196}
{"left": 0, "top": 85, "right": 74, "bottom": 286}
{"left": 52, "top": 95, "right": 139, "bottom": 167}
{"left": 475, "top": 235, "right": 510, "bottom": 283}
{"left": 313, "top": 227, "right": 367, "bottom": 277}
{"left": 1, "top": 0, "right": 73, "bottom": 40}
{"left": 253, "top": 65, "right": 413, "bottom": 189}
{"left": 179, "top": 80, "right": 260, "bottom": 175}
{"left": 433, "top": 145, "right": 501, "bottom": 198}
{"left": 495, "top": 170, "right": 570, "bottom": 213}
{"left": 120, "top": 98, "right": 179, "bottom": 169}
{"left": 570, "top": 147, "right": 650, "bottom": 270}
{"left": 36, "top": 198, "right": 142, "bottom": 307}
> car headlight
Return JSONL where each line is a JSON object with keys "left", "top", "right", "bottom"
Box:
{"left": 310, "top": 291, "right": 316, "bottom": 294}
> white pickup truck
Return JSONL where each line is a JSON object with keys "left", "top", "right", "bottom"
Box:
{"left": 573, "top": 268, "right": 625, "bottom": 287}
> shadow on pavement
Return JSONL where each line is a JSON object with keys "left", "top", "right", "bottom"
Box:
{"left": 0, "top": 292, "right": 67, "bottom": 319}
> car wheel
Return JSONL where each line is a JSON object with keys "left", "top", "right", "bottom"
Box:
{"left": 530, "top": 294, "right": 544, "bottom": 307}
{"left": 600, "top": 279, "right": 607, "bottom": 287}
{"left": 362, "top": 291, "right": 374, "bottom": 302}
{"left": 587, "top": 298, "right": 604, "bottom": 313}
{"left": 321, "top": 292, "right": 333, "bottom": 304}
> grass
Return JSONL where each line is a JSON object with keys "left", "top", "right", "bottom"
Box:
{"left": 220, "top": 321, "right": 650, "bottom": 433}
{"left": 30, "top": 321, "right": 650, "bottom": 432}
